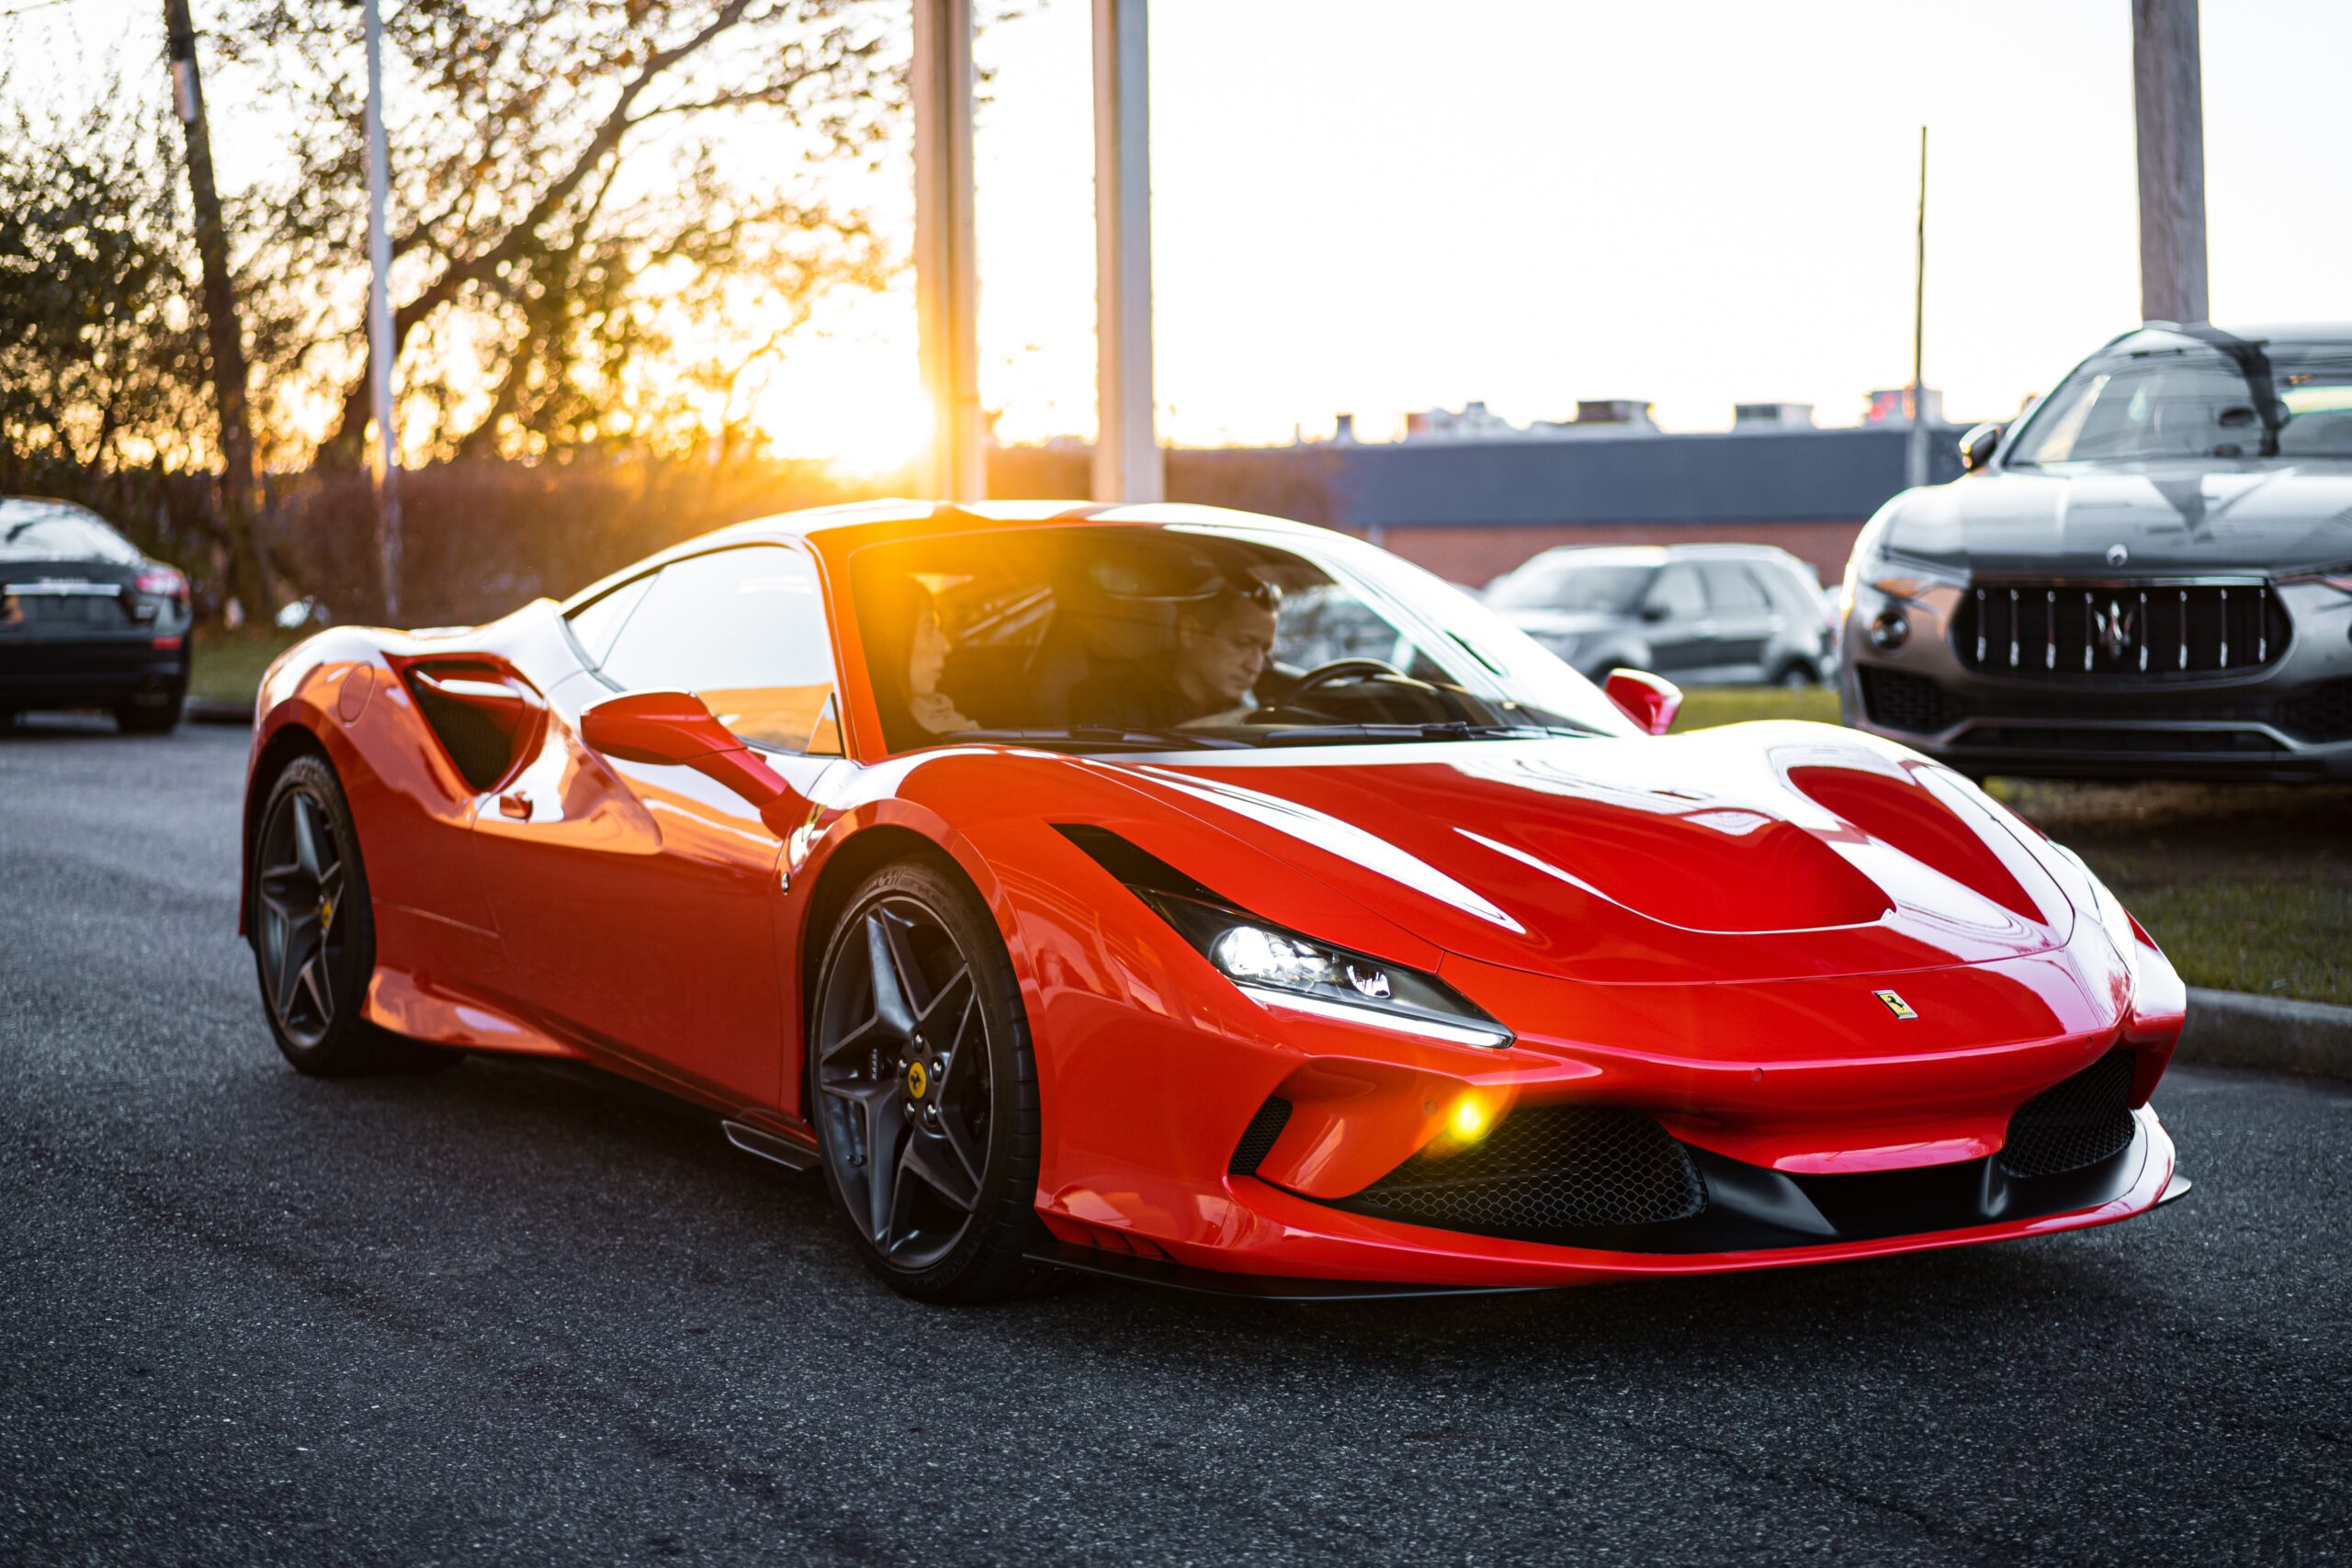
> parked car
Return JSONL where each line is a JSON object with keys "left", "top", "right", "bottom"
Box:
{"left": 1839, "top": 321, "right": 2352, "bottom": 780}
{"left": 0, "top": 497, "right": 192, "bottom": 733}
{"left": 1485, "top": 543, "right": 1832, "bottom": 685}
{"left": 239, "top": 500, "right": 2182, "bottom": 1303}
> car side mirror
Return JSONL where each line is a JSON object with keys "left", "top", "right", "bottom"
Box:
{"left": 1640, "top": 602, "right": 1670, "bottom": 623}
{"left": 580, "top": 689, "right": 808, "bottom": 832}
{"left": 1959, "top": 421, "right": 2005, "bottom": 473}
{"left": 1603, "top": 668, "right": 1682, "bottom": 736}
{"left": 580, "top": 689, "right": 741, "bottom": 765}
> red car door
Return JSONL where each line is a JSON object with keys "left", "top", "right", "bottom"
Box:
{"left": 470, "top": 544, "right": 845, "bottom": 1111}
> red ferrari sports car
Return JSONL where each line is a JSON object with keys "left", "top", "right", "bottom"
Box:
{"left": 243, "top": 501, "right": 2186, "bottom": 1302}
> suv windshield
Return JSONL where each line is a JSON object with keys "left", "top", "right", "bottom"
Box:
{"left": 1484, "top": 558, "right": 1656, "bottom": 612}
{"left": 851, "top": 524, "right": 1630, "bottom": 754}
{"left": 2008, "top": 340, "right": 2352, "bottom": 466}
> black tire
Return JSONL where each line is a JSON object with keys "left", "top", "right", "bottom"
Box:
{"left": 249, "top": 753, "right": 454, "bottom": 1076}
{"left": 1771, "top": 659, "right": 1818, "bottom": 689}
{"left": 808, "top": 859, "right": 1046, "bottom": 1303}
{"left": 116, "top": 694, "right": 183, "bottom": 734}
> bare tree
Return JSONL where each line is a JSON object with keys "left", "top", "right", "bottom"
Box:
{"left": 220, "top": 0, "right": 902, "bottom": 467}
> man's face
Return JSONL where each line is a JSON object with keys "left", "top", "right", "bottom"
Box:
{"left": 1179, "top": 602, "right": 1277, "bottom": 708}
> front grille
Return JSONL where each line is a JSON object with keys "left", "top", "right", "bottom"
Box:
{"left": 1343, "top": 1105, "right": 1704, "bottom": 1235}
{"left": 1227, "top": 1098, "right": 1294, "bottom": 1176}
{"left": 2283, "top": 678, "right": 2352, "bottom": 743}
{"left": 1956, "top": 581, "right": 2287, "bottom": 682}
{"left": 1860, "top": 667, "right": 1968, "bottom": 734}
{"left": 1999, "top": 1049, "right": 2138, "bottom": 1179}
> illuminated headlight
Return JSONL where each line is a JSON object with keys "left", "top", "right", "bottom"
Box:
{"left": 1137, "top": 889, "right": 1513, "bottom": 1049}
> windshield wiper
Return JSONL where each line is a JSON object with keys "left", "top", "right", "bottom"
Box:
{"left": 939, "top": 726, "right": 1251, "bottom": 751}
{"left": 1256, "top": 722, "right": 1572, "bottom": 746}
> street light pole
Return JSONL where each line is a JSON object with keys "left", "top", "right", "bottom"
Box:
{"left": 2132, "top": 0, "right": 2209, "bottom": 324}
{"left": 1092, "top": 0, "right": 1161, "bottom": 504}
{"left": 1906, "top": 125, "right": 1930, "bottom": 491}
{"left": 912, "top": 0, "right": 983, "bottom": 502}
{"left": 362, "top": 0, "right": 402, "bottom": 616}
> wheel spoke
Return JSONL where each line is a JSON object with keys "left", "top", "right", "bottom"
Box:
{"left": 864, "top": 913, "right": 920, "bottom": 1034}
{"left": 912, "top": 964, "right": 971, "bottom": 1036}
{"left": 275, "top": 917, "right": 317, "bottom": 1018}
{"left": 933, "top": 1100, "right": 986, "bottom": 1190}
{"left": 901, "top": 1133, "right": 979, "bottom": 1214}
{"left": 816, "top": 1010, "right": 891, "bottom": 1070}
{"left": 927, "top": 994, "right": 979, "bottom": 1103}
{"left": 296, "top": 954, "right": 333, "bottom": 1022}
{"left": 291, "top": 795, "right": 324, "bottom": 876}
{"left": 864, "top": 1092, "right": 910, "bottom": 1244}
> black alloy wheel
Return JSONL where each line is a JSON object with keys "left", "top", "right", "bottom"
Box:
{"left": 810, "top": 861, "right": 1045, "bottom": 1302}
{"left": 249, "top": 754, "right": 450, "bottom": 1076}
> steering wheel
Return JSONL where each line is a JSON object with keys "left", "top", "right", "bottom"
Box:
{"left": 1286, "top": 658, "right": 1408, "bottom": 698}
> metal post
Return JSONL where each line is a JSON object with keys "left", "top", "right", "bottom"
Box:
{"left": 912, "top": 0, "right": 983, "bottom": 502}
{"left": 1906, "top": 125, "right": 1930, "bottom": 491}
{"left": 2132, "top": 0, "right": 2209, "bottom": 324}
{"left": 363, "top": 0, "right": 401, "bottom": 616}
{"left": 1092, "top": 0, "right": 1161, "bottom": 504}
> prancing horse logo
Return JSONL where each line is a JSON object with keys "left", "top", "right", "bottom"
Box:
{"left": 2094, "top": 598, "right": 2137, "bottom": 660}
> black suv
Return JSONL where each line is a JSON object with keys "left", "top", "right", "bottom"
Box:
{"left": 1840, "top": 322, "right": 2352, "bottom": 780}
{"left": 0, "top": 498, "right": 193, "bottom": 733}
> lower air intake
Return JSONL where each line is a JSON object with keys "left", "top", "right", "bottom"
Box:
{"left": 1345, "top": 1105, "right": 1704, "bottom": 1235}
{"left": 1227, "top": 1098, "right": 1294, "bottom": 1176}
{"left": 1999, "top": 1048, "right": 2138, "bottom": 1179}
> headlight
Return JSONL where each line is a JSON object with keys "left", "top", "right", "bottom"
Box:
{"left": 1130, "top": 887, "right": 1514, "bottom": 1049}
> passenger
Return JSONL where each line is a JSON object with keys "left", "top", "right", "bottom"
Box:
{"left": 1069, "top": 579, "right": 1280, "bottom": 729}
{"left": 871, "top": 576, "right": 976, "bottom": 739}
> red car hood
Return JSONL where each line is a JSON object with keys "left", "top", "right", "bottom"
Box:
{"left": 1101, "top": 724, "right": 2078, "bottom": 986}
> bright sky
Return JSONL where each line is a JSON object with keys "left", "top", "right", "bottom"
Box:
{"left": 12, "top": 0, "right": 2352, "bottom": 460}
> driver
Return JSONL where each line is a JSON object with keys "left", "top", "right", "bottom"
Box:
{"left": 1069, "top": 579, "right": 1280, "bottom": 729}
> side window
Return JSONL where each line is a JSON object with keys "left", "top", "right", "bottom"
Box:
{"left": 600, "top": 546, "right": 842, "bottom": 755}
{"left": 564, "top": 573, "right": 655, "bottom": 666}
{"left": 1649, "top": 563, "right": 1707, "bottom": 620}
{"left": 1699, "top": 564, "right": 1770, "bottom": 612}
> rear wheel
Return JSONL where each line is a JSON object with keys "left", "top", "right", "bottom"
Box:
{"left": 249, "top": 753, "right": 451, "bottom": 1076}
{"left": 808, "top": 860, "right": 1046, "bottom": 1303}
{"left": 1771, "top": 659, "right": 1818, "bottom": 688}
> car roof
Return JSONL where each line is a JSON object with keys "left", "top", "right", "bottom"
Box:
{"left": 2115, "top": 321, "right": 2352, "bottom": 351}
{"left": 1521, "top": 542, "right": 1805, "bottom": 569}
{"left": 559, "top": 500, "right": 1337, "bottom": 611}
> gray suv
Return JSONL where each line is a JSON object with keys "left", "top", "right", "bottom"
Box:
{"left": 1485, "top": 543, "right": 1833, "bottom": 686}
{"left": 1839, "top": 321, "right": 2352, "bottom": 780}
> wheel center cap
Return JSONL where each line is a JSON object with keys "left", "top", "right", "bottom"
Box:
{"left": 905, "top": 1059, "right": 929, "bottom": 1100}
{"left": 318, "top": 895, "right": 334, "bottom": 931}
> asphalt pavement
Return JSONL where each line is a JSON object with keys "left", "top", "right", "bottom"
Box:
{"left": 3, "top": 715, "right": 2347, "bottom": 1566}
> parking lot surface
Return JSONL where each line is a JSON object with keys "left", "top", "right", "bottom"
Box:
{"left": 3, "top": 717, "right": 2347, "bottom": 1565}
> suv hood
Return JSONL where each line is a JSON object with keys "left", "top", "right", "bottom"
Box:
{"left": 1888, "top": 461, "right": 2352, "bottom": 577}
{"left": 1104, "top": 724, "right": 2077, "bottom": 987}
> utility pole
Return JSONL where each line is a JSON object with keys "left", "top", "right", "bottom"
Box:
{"left": 912, "top": 0, "right": 983, "bottom": 502}
{"left": 1092, "top": 0, "right": 1161, "bottom": 504}
{"left": 2132, "top": 0, "right": 2209, "bottom": 324}
{"left": 1905, "top": 124, "right": 1930, "bottom": 491}
{"left": 164, "top": 0, "right": 270, "bottom": 622}
{"left": 362, "top": 0, "right": 402, "bottom": 616}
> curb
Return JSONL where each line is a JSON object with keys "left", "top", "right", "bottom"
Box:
{"left": 184, "top": 697, "right": 254, "bottom": 727}
{"left": 2177, "top": 987, "right": 2352, "bottom": 1082}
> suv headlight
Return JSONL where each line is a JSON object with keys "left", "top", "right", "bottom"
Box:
{"left": 1132, "top": 887, "right": 1513, "bottom": 1049}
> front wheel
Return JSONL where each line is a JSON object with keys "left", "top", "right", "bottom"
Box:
{"left": 808, "top": 860, "right": 1046, "bottom": 1303}
{"left": 249, "top": 753, "right": 452, "bottom": 1076}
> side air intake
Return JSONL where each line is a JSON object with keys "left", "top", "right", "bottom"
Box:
{"left": 1999, "top": 1048, "right": 2138, "bottom": 1179}
{"left": 1227, "top": 1098, "right": 1294, "bottom": 1176}
{"left": 1339, "top": 1104, "right": 1705, "bottom": 1236}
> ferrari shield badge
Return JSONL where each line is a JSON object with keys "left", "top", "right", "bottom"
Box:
{"left": 1874, "top": 989, "right": 1918, "bottom": 1021}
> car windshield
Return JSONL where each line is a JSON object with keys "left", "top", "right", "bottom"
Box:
{"left": 1483, "top": 558, "right": 1656, "bottom": 612}
{"left": 2007, "top": 341, "right": 2352, "bottom": 466}
{"left": 850, "top": 524, "right": 1630, "bottom": 755}
{"left": 0, "top": 508, "right": 141, "bottom": 564}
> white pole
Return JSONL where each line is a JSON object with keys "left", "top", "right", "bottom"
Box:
{"left": 1905, "top": 125, "right": 1930, "bottom": 491}
{"left": 364, "top": 0, "right": 401, "bottom": 615}
{"left": 2132, "top": 0, "right": 2209, "bottom": 324}
{"left": 1092, "top": 0, "right": 1161, "bottom": 504}
{"left": 912, "top": 0, "right": 983, "bottom": 502}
